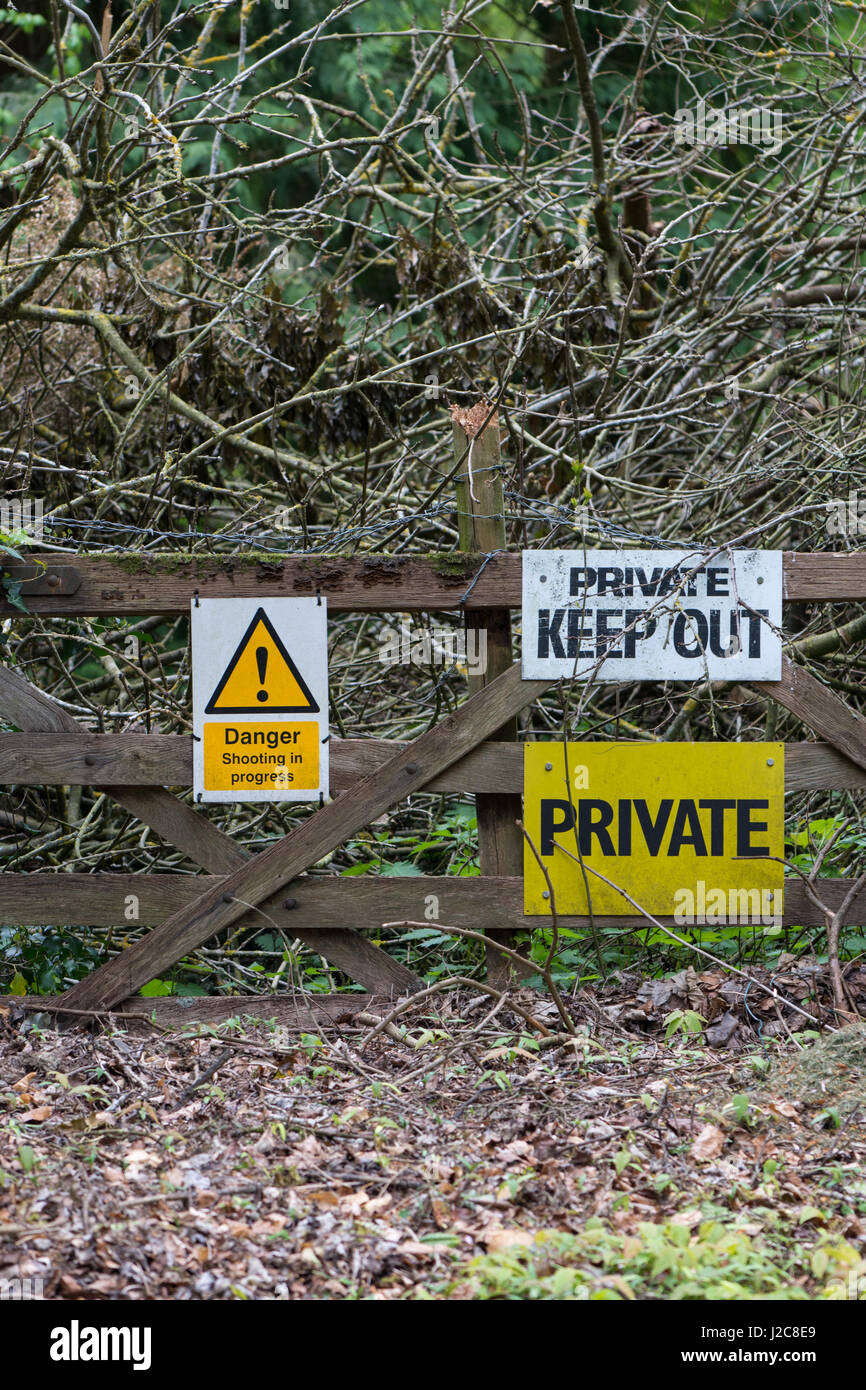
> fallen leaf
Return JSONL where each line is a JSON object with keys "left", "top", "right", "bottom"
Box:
{"left": 481, "top": 1047, "right": 538, "bottom": 1062}
{"left": 498, "top": 1139, "right": 533, "bottom": 1164}
{"left": 18, "top": 1106, "right": 51, "bottom": 1123}
{"left": 706, "top": 1011, "right": 739, "bottom": 1048}
{"left": 798, "top": 1205, "right": 825, "bottom": 1225}
{"left": 485, "top": 1228, "right": 533, "bottom": 1252}
{"left": 431, "top": 1198, "right": 450, "bottom": 1229}
{"left": 691, "top": 1124, "right": 725, "bottom": 1162}
{"left": 123, "top": 1147, "right": 162, "bottom": 1178}
{"left": 364, "top": 1196, "right": 392, "bottom": 1215}
{"left": 671, "top": 1208, "right": 703, "bottom": 1228}
{"left": 768, "top": 1099, "right": 800, "bottom": 1119}
{"left": 87, "top": 1276, "right": 122, "bottom": 1293}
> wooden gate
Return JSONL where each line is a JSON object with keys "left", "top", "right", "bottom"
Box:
{"left": 2, "top": 545, "right": 866, "bottom": 1028}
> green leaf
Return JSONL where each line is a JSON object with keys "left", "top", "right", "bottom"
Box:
{"left": 1, "top": 578, "right": 27, "bottom": 612}
{"left": 0, "top": 9, "right": 46, "bottom": 30}
{"left": 798, "top": 1206, "right": 825, "bottom": 1224}
{"left": 140, "top": 978, "right": 173, "bottom": 997}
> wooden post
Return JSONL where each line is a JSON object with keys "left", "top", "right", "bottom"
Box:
{"left": 452, "top": 402, "right": 527, "bottom": 986}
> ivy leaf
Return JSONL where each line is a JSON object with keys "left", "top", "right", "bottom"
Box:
{"left": 1, "top": 578, "right": 28, "bottom": 612}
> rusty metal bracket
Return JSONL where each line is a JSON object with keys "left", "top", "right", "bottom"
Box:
{"left": 3, "top": 564, "right": 82, "bottom": 596}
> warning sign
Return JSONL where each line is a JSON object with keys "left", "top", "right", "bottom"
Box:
{"left": 202, "top": 723, "right": 320, "bottom": 793}
{"left": 192, "top": 598, "right": 328, "bottom": 803}
{"left": 205, "top": 608, "right": 319, "bottom": 714}
{"left": 524, "top": 743, "right": 783, "bottom": 922}
{"left": 521, "top": 549, "right": 782, "bottom": 682}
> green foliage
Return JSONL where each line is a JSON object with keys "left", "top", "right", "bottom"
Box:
{"left": 0, "top": 528, "right": 37, "bottom": 612}
{"left": 341, "top": 802, "right": 478, "bottom": 878}
{"left": 17, "top": 1144, "right": 38, "bottom": 1174}
{"left": 665, "top": 1009, "right": 707, "bottom": 1043}
{"left": 320, "top": 0, "right": 546, "bottom": 159}
{"left": 51, "top": 20, "right": 90, "bottom": 79}
{"left": 443, "top": 1214, "right": 864, "bottom": 1301}
{"left": 0, "top": 924, "right": 100, "bottom": 995}
{"left": 727, "top": 1093, "right": 756, "bottom": 1126}
{"left": 787, "top": 816, "right": 865, "bottom": 878}
{"left": 0, "top": 8, "right": 45, "bottom": 33}
{"left": 140, "top": 979, "right": 173, "bottom": 997}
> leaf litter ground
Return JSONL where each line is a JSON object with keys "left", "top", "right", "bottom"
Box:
{"left": 1, "top": 964, "right": 864, "bottom": 1301}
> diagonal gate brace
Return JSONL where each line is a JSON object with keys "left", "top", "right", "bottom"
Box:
{"left": 59, "top": 664, "right": 553, "bottom": 1012}
{"left": 755, "top": 654, "right": 866, "bottom": 775}
{"left": 0, "top": 666, "right": 419, "bottom": 996}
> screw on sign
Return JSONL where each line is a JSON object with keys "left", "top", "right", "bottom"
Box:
{"left": 191, "top": 599, "right": 329, "bottom": 804}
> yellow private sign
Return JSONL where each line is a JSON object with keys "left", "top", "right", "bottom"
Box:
{"left": 524, "top": 743, "right": 784, "bottom": 922}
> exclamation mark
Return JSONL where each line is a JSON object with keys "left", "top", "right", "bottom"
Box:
{"left": 256, "top": 646, "right": 269, "bottom": 703}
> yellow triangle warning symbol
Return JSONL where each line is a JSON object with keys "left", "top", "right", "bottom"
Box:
{"left": 205, "top": 608, "right": 319, "bottom": 714}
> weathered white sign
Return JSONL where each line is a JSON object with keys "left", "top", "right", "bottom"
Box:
{"left": 192, "top": 598, "right": 329, "bottom": 803}
{"left": 522, "top": 549, "right": 782, "bottom": 681}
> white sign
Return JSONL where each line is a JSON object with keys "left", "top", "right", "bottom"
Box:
{"left": 522, "top": 549, "right": 782, "bottom": 681}
{"left": 192, "top": 598, "right": 329, "bottom": 803}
